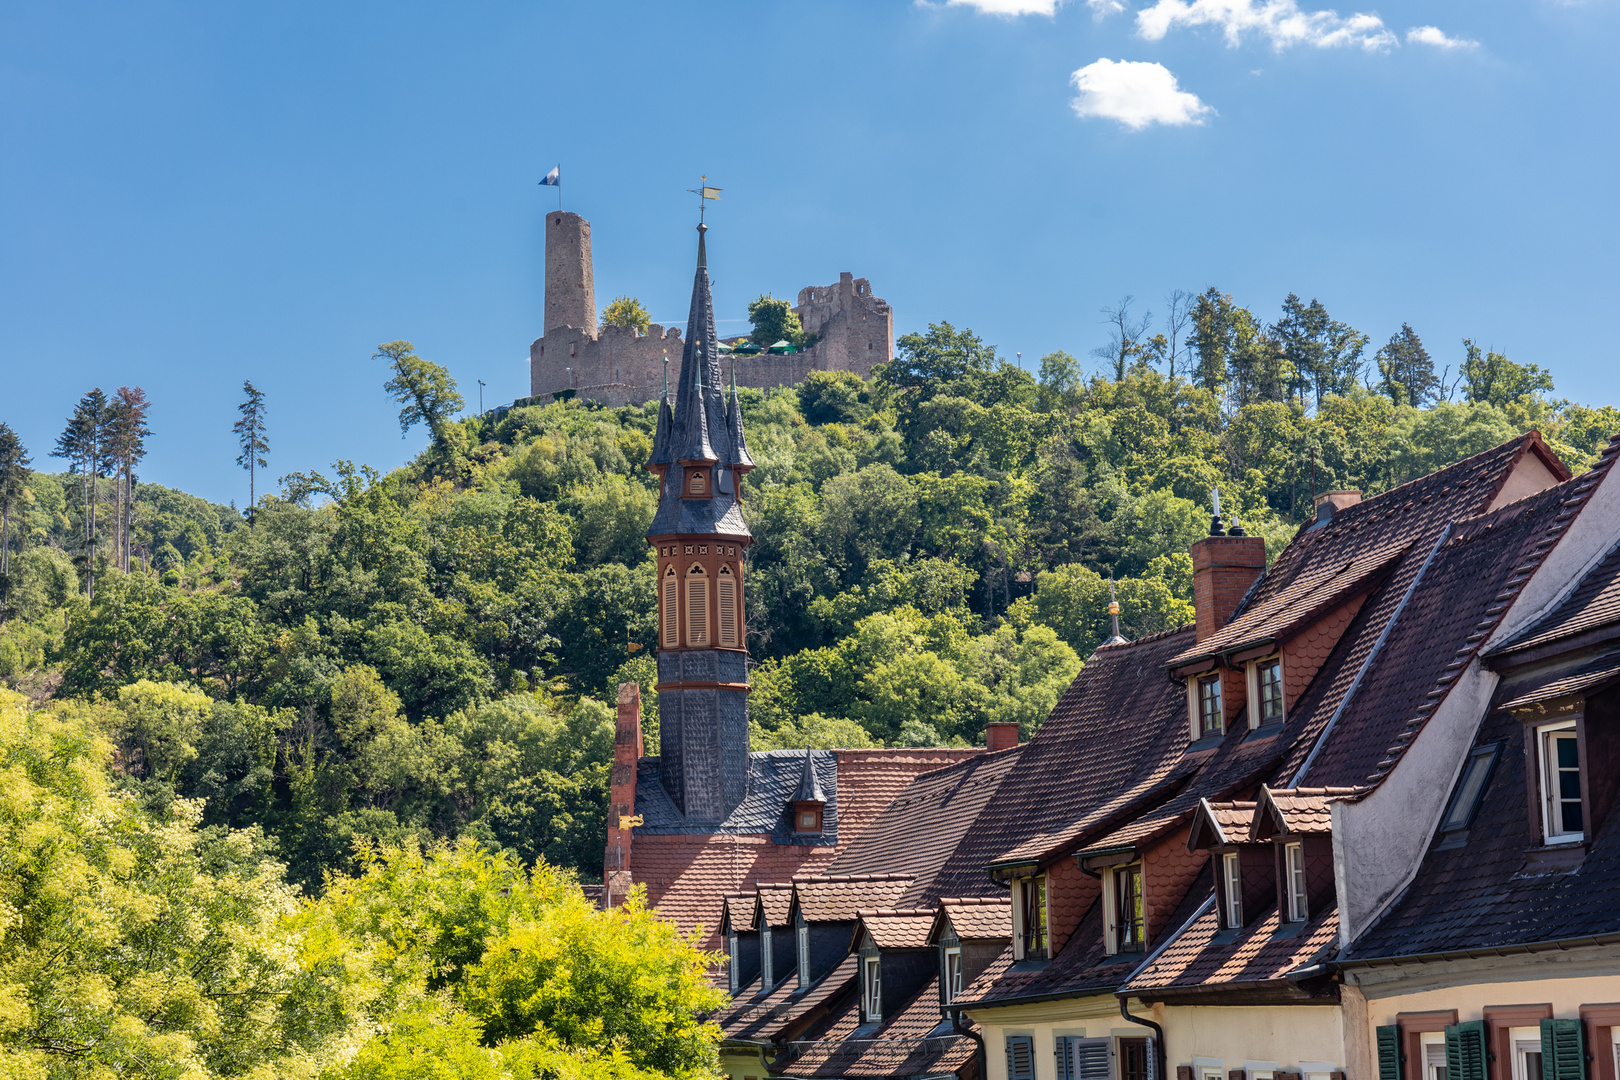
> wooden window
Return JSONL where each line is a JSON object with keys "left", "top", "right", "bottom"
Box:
{"left": 1114, "top": 864, "right": 1145, "bottom": 951}
{"left": 1422, "top": 1032, "right": 1448, "bottom": 1080}
{"left": 1250, "top": 655, "right": 1284, "bottom": 728}
{"left": 1119, "top": 1038, "right": 1152, "bottom": 1080}
{"left": 718, "top": 565, "right": 738, "bottom": 646}
{"left": 1540, "top": 1019, "right": 1586, "bottom": 1080}
{"left": 1197, "top": 674, "right": 1223, "bottom": 738}
{"left": 796, "top": 918, "right": 810, "bottom": 989}
{"left": 1285, "top": 841, "right": 1307, "bottom": 922}
{"left": 1070, "top": 1037, "right": 1113, "bottom": 1080}
{"left": 661, "top": 567, "right": 678, "bottom": 647}
{"left": 1538, "top": 722, "right": 1583, "bottom": 843}
{"left": 686, "top": 565, "right": 709, "bottom": 646}
{"left": 1222, "top": 852, "right": 1243, "bottom": 928}
{"left": 861, "top": 955, "right": 882, "bottom": 1021}
{"left": 1017, "top": 874, "right": 1048, "bottom": 959}
{"left": 795, "top": 807, "right": 821, "bottom": 833}
{"left": 1006, "top": 1036, "right": 1035, "bottom": 1080}
{"left": 943, "top": 947, "right": 962, "bottom": 1004}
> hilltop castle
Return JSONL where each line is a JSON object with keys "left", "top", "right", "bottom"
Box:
{"left": 529, "top": 212, "right": 893, "bottom": 407}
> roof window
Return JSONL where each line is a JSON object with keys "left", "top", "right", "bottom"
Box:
{"left": 1248, "top": 655, "right": 1284, "bottom": 730}
{"left": 1438, "top": 742, "right": 1502, "bottom": 846}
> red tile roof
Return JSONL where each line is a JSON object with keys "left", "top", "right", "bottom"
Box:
{"left": 793, "top": 875, "right": 915, "bottom": 924}
{"left": 1166, "top": 540, "right": 1411, "bottom": 669}
{"left": 1253, "top": 787, "right": 1348, "bottom": 838}
{"left": 634, "top": 747, "right": 981, "bottom": 944}
{"left": 785, "top": 976, "right": 974, "bottom": 1078}
{"left": 758, "top": 883, "right": 795, "bottom": 928}
{"left": 718, "top": 954, "right": 859, "bottom": 1044}
{"left": 1190, "top": 799, "right": 1257, "bottom": 848}
{"left": 1124, "top": 902, "right": 1338, "bottom": 994}
{"left": 856, "top": 910, "right": 938, "bottom": 950}
{"left": 934, "top": 897, "right": 1012, "bottom": 941}
{"left": 724, "top": 893, "right": 757, "bottom": 932}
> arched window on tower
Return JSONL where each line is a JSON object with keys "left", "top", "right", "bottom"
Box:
{"left": 662, "top": 565, "right": 678, "bottom": 647}
{"left": 686, "top": 564, "right": 709, "bottom": 646}
{"left": 718, "top": 564, "right": 738, "bottom": 647}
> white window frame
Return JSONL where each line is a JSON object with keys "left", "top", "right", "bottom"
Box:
{"left": 1420, "top": 1033, "right": 1448, "bottom": 1080}
{"left": 1188, "top": 673, "right": 1223, "bottom": 741}
{"left": 943, "top": 947, "right": 962, "bottom": 1004}
{"left": 1194, "top": 1057, "right": 1224, "bottom": 1080}
{"left": 1285, "top": 841, "right": 1307, "bottom": 922}
{"left": 1222, "top": 852, "right": 1243, "bottom": 928}
{"left": 1537, "top": 720, "right": 1583, "bottom": 844}
{"left": 1012, "top": 874, "right": 1048, "bottom": 960}
{"left": 1244, "top": 1062, "right": 1279, "bottom": 1080}
{"left": 1247, "top": 655, "right": 1285, "bottom": 730}
{"left": 760, "top": 925, "right": 773, "bottom": 986}
{"left": 1301, "top": 1063, "right": 1338, "bottom": 1080}
{"left": 796, "top": 919, "right": 810, "bottom": 989}
{"left": 861, "top": 955, "right": 882, "bottom": 1021}
{"left": 728, "top": 930, "right": 740, "bottom": 992}
{"left": 1510, "top": 1027, "right": 1543, "bottom": 1080}
{"left": 1106, "top": 863, "right": 1145, "bottom": 955}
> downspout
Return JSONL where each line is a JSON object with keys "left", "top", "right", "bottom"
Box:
{"left": 1119, "top": 997, "right": 1167, "bottom": 1080}
{"left": 951, "top": 1005, "right": 987, "bottom": 1080}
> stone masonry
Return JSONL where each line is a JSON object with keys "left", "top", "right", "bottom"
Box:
{"left": 528, "top": 211, "right": 892, "bottom": 406}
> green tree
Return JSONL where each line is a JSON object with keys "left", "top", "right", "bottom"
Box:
{"left": 882, "top": 321, "right": 998, "bottom": 394}
{"left": 601, "top": 295, "right": 652, "bottom": 333}
{"left": 747, "top": 294, "right": 803, "bottom": 348}
{"left": 0, "top": 423, "right": 30, "bottom": 585}
{"left": 234, "top": 379, "right": 270, "bottom": 512}
{"left": 1037, "top": 350, "right": 1082, "bottom": 412}
{"left": 1460, "top": 339, "right": 1554, "bottom": 408}
{"left": 378, "top": 339, "right": 465, "bottom": 446}
{"left": 1376, "top": 323, "right": 1437, "bottom": 407}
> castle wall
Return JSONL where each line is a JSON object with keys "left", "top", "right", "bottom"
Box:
{"left": 529, "top": 213, "right": 893, "bottom": 407}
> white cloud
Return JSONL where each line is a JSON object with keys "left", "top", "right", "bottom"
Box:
{"left": 939, "top": 0, "right": 1062, "bottom": 14}
{"left": 1069, "top": 58, "right": 1215, "bottom": 129}
{"left": 1406, "top": 25, "right": 1478, "bottom": 49}
{"left": 1135, "top": 0, "right": 1399, "bottom": 51}
{"left": 1087, "top": 0, "right": 1129, "bottom": 15}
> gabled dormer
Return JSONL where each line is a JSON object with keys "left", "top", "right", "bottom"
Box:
{"left": 927, "top": 897, "right": 1012, "bottom": 1012}
{"left": 720, "top": 892, "right": 761, "bottom": 994}
{"left": 788, "top": 873, "right": 915, "bottom": 992}
{"left": 1168, "top": 540, "right": 1410, "bottom": 742}
{"left": 849, "top": 908, "right": 936, "bottom": 1026}
{"left": 754, "top": 883, "right": 795, "bottom": 988}
{"left": 1252, "top": 786, "right": 1345, "bottom": 927}
{"left": 1187, "top": 797, "right": 1273, "bottom": 937}
{"left": 789, "top": 748, "right": 827, "bottom": 836}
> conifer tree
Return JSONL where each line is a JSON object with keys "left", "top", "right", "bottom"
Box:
{"left": 234, "top": 381, "right": 269, "bottom": 514}
{"left": 107, "top": 387, "right": 151, "bottom": 572}
{"left": 1376, "top": 324, "right": 1437, "bottom": 407}
{"left": 53, "top": 389, "right": 109, "bottom": 596}
{"left": 0, "top": 423, "right": 29, "bottom": 587}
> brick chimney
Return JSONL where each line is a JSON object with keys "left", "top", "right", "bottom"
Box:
{"left": 1191, "top": 535, "right": 1267, "bottom": 643}
{"left": 986, "top": 721, "right": 1020, "bottom": 752}
{"left": 604, "top": 682, "right": 644, "bottom": 908}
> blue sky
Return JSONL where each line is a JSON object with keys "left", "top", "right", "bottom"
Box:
{"left": 3, "top": 0, "right": 1617, "bottom": 506}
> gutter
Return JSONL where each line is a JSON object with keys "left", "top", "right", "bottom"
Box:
{"left": 1333, "top": 930, "right": 1620, "bottom": 972}
{"left": 1116, "top": 893, "right": 1213, "bottom": 1080}
{"left": 950, "top": 1004, "right": 986, "bottom": 1080}
{"left": 1120, "top": 997, "right": 1168, "bottom": 1080}
{"left": 1291, "top": 523, "right": 1453, "bottom": 786}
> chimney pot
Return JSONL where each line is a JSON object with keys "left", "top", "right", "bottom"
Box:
{"left": 986, "top": 721, "right": 1020, "bottom": 753}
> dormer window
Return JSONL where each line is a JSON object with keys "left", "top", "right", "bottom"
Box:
{"left": 795, "top": 807, "right": 823, "bottom": 833}
{"left": 796, "top": 913, "right": 810, "bottom": 988}
{"left": 1248, "top": 655, "right": 1284, "bottom": 729}
{"left": 1284, "top": 841, "right": 1307, "bottom": 922}
{"left": 1538, "top": 721, "right": 1583, "bottom": 844}
{"left": 1109, "top": 864, "right": 1145, "bottom": 953}
{"left": 861, "top": 954, "right": 882, "bottom": 1021}
{"left": 942, "top": 940, "right": 963, "bottom": 1004}
{"left": 1191, "top": 673, "right": 1223, "bottom": 740}
{"left": 760, "top": 923, "right": 774, "bottom": 985}
{"left": 1013, "top": 875, "right": 1048, "bottom": 960}
{"left": 728, "top": 929, "right": 740, "bottom": 992}
{"left": 1220, "top": 852, "right": 1243, "bottom": 928}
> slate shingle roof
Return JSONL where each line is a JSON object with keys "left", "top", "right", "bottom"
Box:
{"left": 793, "top": 875, "right": 915, "bottom": 924}
{"left": 1497, "top": 654, "right": 1620, "bottom": 711}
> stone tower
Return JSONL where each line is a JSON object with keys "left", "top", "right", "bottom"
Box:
{"left": 645, "top": 221, "right": 755, "bottom": 823}
{"left": 545, "top": 211, "right": 596, "bottom": 336}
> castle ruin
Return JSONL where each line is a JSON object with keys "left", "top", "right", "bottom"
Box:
{"left": 528, "top": 211, "right": 892, "bottom": 407}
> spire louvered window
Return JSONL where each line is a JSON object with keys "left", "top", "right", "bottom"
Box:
{"left": 662, "top": 566, "right": 678, "bottom": 647}
{"left": 687, "top": 564, "right": 708, "bottom": 645}
{"left": 718, "top": 565, "right": 738, "bottom": 646}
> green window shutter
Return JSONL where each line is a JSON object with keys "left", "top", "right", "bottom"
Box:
{"left": 1541, "top": 1018, "right": 1587, "bottom": 1080}
{"left": 1445, "top": 1021, "right": 1488, "bottom": 1080}
{"left": 1377, "top": 1025, "right": 1402, "bottom": 1080}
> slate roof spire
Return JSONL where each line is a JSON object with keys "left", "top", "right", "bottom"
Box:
{"left": 793, "top": 747, "right": 828, "bottom": 804}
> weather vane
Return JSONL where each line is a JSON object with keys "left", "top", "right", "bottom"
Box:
{"left": 686, "top": 175, "right": 722, "bottom": 224}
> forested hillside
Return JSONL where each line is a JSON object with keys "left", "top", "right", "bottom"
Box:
{"left": 1, "top": 297, "right": 1615, "bottom": 891}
